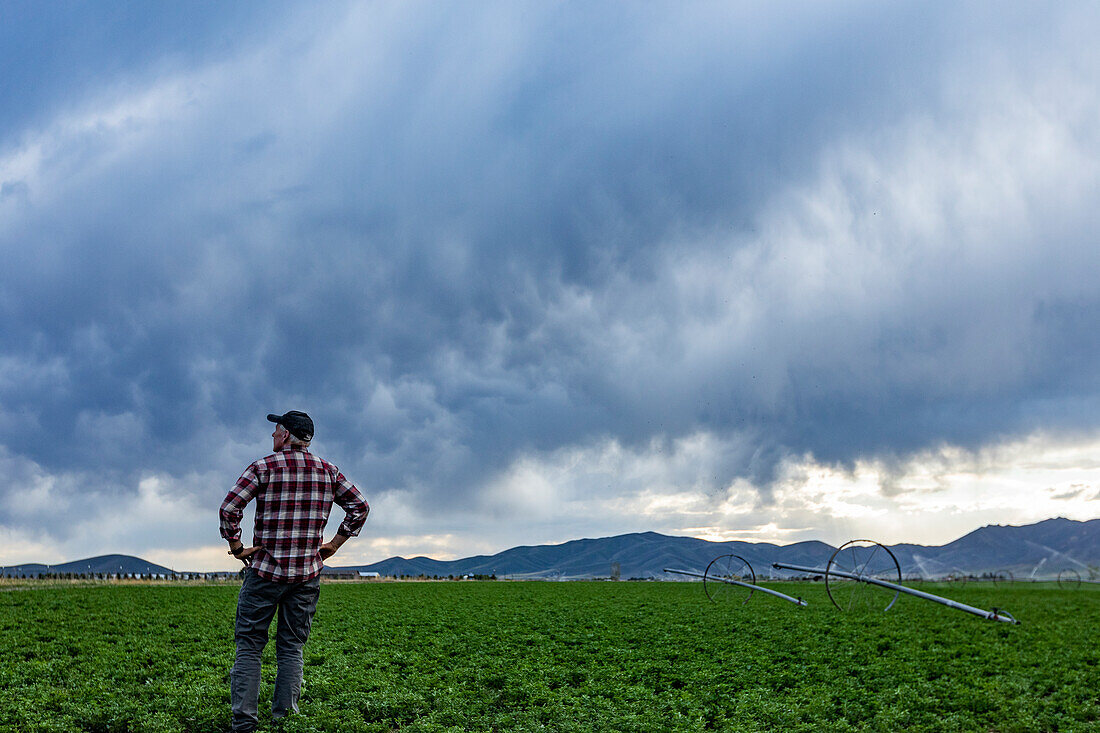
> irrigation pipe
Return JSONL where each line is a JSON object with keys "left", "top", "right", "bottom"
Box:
{"left": 772, "top": 562, "right": 1018, "bottom": 624}
{"left": 663, "top": 568, "right": 808, "bottom": 606}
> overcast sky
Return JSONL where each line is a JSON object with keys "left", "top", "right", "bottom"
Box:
{"left": 2, "top": 2, "right": 1099, "bottom": 571}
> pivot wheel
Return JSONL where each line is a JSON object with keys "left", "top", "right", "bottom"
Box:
{"left": 1058, "top": 568, "right": 1082, "bottom": 589}
{"left": 825, "top": 540, "right": 902, "bottom": 612}
{"left": 703, "top": 554, "right": 755, "bottom": 604}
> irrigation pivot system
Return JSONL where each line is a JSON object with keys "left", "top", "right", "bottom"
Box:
{"left": 1058, "top": 568, "right": 1082, "bottom": 589}
{"left": 773, "top": 539, "right": 1019, "bottom": 624}
{"left": 664, "top": 554, "right": 807, "bottom": 607}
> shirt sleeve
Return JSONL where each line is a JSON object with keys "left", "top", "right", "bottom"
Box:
{"left": 220, "top": 463, "right": 261, "bottom": 542}
{"left": 332, "top": 469, "right": 369, "bottom": 538}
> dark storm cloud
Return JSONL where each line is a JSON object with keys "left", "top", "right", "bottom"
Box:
{"left": 1, "top": 0, "right": 1099, "bottom": 539}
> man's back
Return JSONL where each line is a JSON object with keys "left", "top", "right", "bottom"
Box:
{"left": 220, "top": 446, "right": 368, "bottom": 583}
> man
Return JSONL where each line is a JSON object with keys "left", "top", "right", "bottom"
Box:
{"left": 220, "top": 410, "right": 369, "bottom": 732}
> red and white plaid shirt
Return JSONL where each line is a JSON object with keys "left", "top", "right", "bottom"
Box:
{"left": 220, "top": 446, "right": 369, "bottom": 582}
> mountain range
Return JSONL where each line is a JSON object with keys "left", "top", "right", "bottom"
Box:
{"left": 4, "top": 517, "right": 1097, "bottom": 579}
{"left": 329, "top": 517, "right": 1099, "bottom": 580}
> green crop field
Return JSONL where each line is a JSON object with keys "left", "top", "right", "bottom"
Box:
{"left": 1, "top": 579, "right": 1097, "bottom": 732}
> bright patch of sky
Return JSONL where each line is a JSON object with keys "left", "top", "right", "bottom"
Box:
{"left": 1, "top": 2, "right": 1099, "bottom": 570}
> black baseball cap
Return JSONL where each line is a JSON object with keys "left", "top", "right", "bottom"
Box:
{"left": 267, "top": 410, "right": 314, "bottom": 441}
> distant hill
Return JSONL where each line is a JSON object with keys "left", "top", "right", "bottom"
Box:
{"left": 888, "top": 517, "right": 1100, "bottom": 579}
{"left": 333, "top": 533, "right": 837, "bottom": 579}
{"left": 325, "top": 517, "right": 1100, "bottom": 580}
{"left": 6, "top": 517, "right": 1097, "bottom": 579}
{"left": 0, "top": 554, "right": 175, "bottom": 577}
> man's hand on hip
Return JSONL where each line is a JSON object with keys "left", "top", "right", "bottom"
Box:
{"left": 319, "top": 534, "right": 348, "bottom": 561}
{"left": 228, "top": 542, "right": 262, "bottom": 565}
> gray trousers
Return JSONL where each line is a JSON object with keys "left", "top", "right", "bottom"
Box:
{"left": 231, "top": 569, "right": 321, "bottom": 732}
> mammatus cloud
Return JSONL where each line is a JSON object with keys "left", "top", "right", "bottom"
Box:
{"left": 1, "top": 3, "right": 1099, "bottom": 565}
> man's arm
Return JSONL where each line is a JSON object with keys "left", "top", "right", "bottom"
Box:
{"left": 320, "top": 470, "right": 369, "bottom": 560}
{"left": 220, "top": 465, "right": 263, "bottom": 563}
